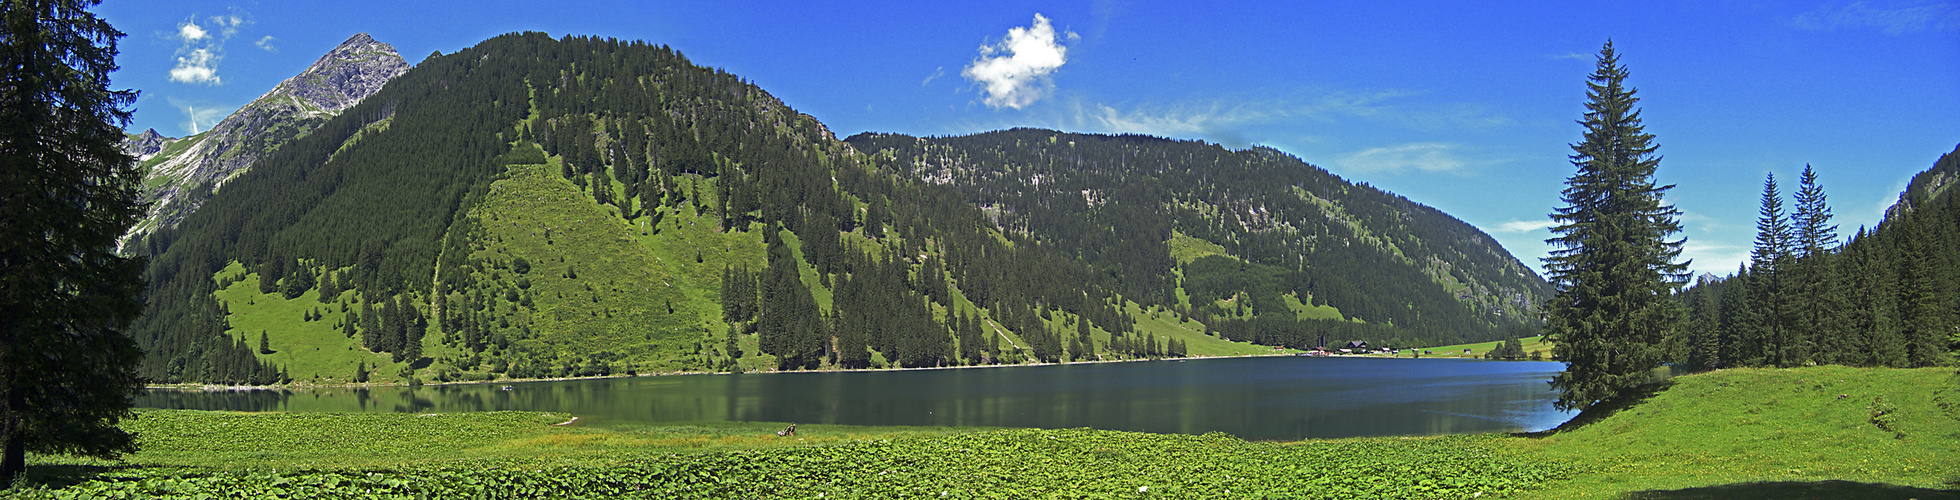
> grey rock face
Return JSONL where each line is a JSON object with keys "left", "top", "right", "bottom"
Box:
{"left": 124, "top": 128, "right": 170, "bottom": 161}
{"left": 270, "top": 32, "right": 410, "bottom": 114}
{"left": 126, "top": 33, "right": 409, "bottom": 240}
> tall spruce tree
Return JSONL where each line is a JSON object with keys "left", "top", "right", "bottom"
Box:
{"left": 0, "top": 0, "right": 149, "bottom": 486}
{"left": 1747, "top": 173, "right": 1799, "bottom": 366}
{"left": 1542, "top": 41, "right": 1688, "bottom": 412}
{"left": 1790, "top": 164, "right": 1844, "bottom": 363}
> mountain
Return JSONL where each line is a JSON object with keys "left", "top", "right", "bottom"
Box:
{"left": 1885, "top": 143, "right": 1960, "bottom": 221}
{"left": 128, "top": 33, "right": 1551, "bottom": 385}
{"left": 123, "top": 128, "right": 171, "bottom": 160}
{"left": 124, "top": 33, "right": 408, "bottom": 240}
{"left": 845, "top": 130, "right": 1550, "bottom": 342}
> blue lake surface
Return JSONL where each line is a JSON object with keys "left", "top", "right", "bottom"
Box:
{"left": 139, "top": 356, "right": 1575, "bottom": 440}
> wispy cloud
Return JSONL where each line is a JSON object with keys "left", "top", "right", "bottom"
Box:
{"left": 1334, "top": 143, "right": 1469, "bottom": 174}
{"left": 1077, "top": 100, "right": 1280, "bottom": 147}
{"left": 1681, "top": 240, "right": 1748, "bottom": 278}
{"left": 256, "top": 35, "right": 277, "bottom": 52}
{"left": 945, "top": 87, "right": 1511, "bottom": 154}
{"left": 963, "top": 13, "right": 1078, "bottom": 109}
{"left": 166, "top": 97, "right": 233, "bottom": 135}
{"left": 1789, "top": 1, "right": 1959, "bottom": 35}
{"left": 167, "top": 13, "right": 251, "bottom": 85}
{"left": 1487, "top": 219, "right": 1558, "bottom": 234}
{"left": 1549, "top": 52, "right": 1590, "bottom": 61}
{"left": 920, "top": 66, "right": 944, "bottom": 86}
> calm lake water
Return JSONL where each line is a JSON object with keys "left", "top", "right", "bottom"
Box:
{"left": 138, "top": 356, "right": 1574, "bottom": 441}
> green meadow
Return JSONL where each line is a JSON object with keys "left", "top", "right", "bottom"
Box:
{"left": 12, "top": 365, "right": 1955, "bottom": 498}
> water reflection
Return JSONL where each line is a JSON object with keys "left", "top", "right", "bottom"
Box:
{"left": 138, "top": 357, "right": 1575, "bottom": 440}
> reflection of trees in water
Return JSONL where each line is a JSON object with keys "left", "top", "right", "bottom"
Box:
{"left": 392, "top": 387, "right": 435, "bottom": 413}
{"left": 138, "top": 389, "right": 291, "bottom": 412}
{"left": 137, "top": 359, "right": 1573, "bottom": 440}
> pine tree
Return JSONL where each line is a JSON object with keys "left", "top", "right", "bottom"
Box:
{"left": 1542, "top": 41, "right": 1688, "bottom": 412}
{"left": 1, "top": 1, "right": 150, "bottom": 484}
{"left": 1842, "top": 230, "right": 1906, "bottom": 367}
{"left": 259, "top": 331, "right": 271, "bottom": 355}
{"left": 1896, "top": 221, "right": 1946, "bottom": 367}
{"left": 1790, "top": 165, "right": 1843, "bottom": 364}
{"left": 1747, "top": 173, "right": 1799, "bottom": 366}
{"left": 1684, "top": 276, "right": 1724, "bottom": 371}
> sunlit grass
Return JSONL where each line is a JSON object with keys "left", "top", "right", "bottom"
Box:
{"left": 17, "top": 366, "right": 1957, "bottom": 498}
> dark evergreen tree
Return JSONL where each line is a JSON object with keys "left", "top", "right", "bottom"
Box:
{"left": 1542, "top": 41, "right": 1688, "bottom": 412}
{"left": 1896, "top": 221, "right": 1947, "bottom": 367}
{"left": 0, "top": 1, "right": 149, "bottom": 484}
{"left": 1746, "top": 173, "right": 1799, "bottom": 366}
{"left": 1682, "top": 275, "right": 1724, "bottom": 372}
{"left": 1790, "top": 164, "right": 1845, "bottom": 363}
{"left": 282, "top": 261, "right": 314, "bottom": 300}
{"left": 1841, "top": 230, "right": 1906, "bottom": 367}
{"left": 258, "top": 258, "right": 285, "bottom": 295}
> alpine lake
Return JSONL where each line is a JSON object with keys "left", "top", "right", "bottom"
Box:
{"left": 139, "top": 356, "right": 1575, "bottom": 441}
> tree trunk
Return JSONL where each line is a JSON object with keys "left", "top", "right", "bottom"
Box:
{"left": 1, "top": 390, "right": 23, "bottom": 488}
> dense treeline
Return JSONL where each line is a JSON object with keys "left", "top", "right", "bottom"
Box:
{"left": 1679, "top": 148, "right": 1960, "bottom": 371}
{"left": 846, "top": 130, "right": 1550, "bottom": 347}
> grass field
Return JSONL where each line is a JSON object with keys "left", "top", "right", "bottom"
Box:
{"left": 1392, "top": 335, "right": 1554, "bottom": 359}
{"left": 14, "top": 365, "right": 1956, "bottom": 498}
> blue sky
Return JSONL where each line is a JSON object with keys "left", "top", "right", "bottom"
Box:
{"left": 99, "top": 1, "right": 1960, "bottom": 278}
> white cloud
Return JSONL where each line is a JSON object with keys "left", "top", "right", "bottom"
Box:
{"left": 1790, "top": 1, "right": 1959, "bottom": 34}
{"left": 1550, "top": 52, "right": 1590, "bottom": 61}
{"left": 177, "top": 22, "right": 208, "bottom": 42}
{"left": 169, "top": 48, "right": 221, "bottom": 85}
{"left": 1487, "top": 219, "right": 1558, "bottom": 233}
{"left": 963, "top": 13, "right": 1077, "bottom": 109}
{"left": 256, "top": 35, "right": 276, "bottom": 52}
{"left": 1334, "top": 143, "right": 1467, "bottom": 174}
{"left": 921, "top": 66, "right": 944, "bottom": 86}
{"left": 166, "top": 13, "right": 251, "bottom": 86}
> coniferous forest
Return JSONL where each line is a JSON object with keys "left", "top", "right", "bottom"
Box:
{"left": 1676, "top": 147, "right": 1960, "bottom": 371}
{"left": 847, "top": 130, "right": 1551, "bottom": 349}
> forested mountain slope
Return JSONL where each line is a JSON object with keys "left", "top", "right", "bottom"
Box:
{"left": 847, "top": 130, "right": 1551, "bottom": 345}
{"left": 130, "top": 33, "right": 1553, "bottom": 385}
{"left": 121, "top": 33, "right": 408, "bottom": 243}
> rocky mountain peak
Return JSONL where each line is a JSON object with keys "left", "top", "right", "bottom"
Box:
{"left": 124, "top": 128, "right": 170, "bottom": 161}
{"left": 264, "top": 32, "right": 409, "bottom": 113}
{"left": 124, "top": 33, "right": 412, "bottom": 244}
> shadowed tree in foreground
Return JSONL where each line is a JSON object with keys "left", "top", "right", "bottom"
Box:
{"left": 0, "top": 0, "right": 148, "bottom": 487}
{"left": 1541, "top": 40, "right": 1689, "bottom": 413}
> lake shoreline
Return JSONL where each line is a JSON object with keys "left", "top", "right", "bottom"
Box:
{"left": 144, "top": 348, "right": 1535, "bottom": 393}
{"left": 145, "top": 351, "right": 1307, "bottom": 392}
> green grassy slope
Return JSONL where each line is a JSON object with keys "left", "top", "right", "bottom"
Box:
{"left": 212, "top": 263, "right": 395, "bottom": 384}
{"left": 1392, "top": 335, "right": 1553, "bottom": 358}
{"left": 1514, "top": 366, "right": 1960, "bottom": 498}
{"left": 443, "top": 160, "right": 733, "bottom": 372}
